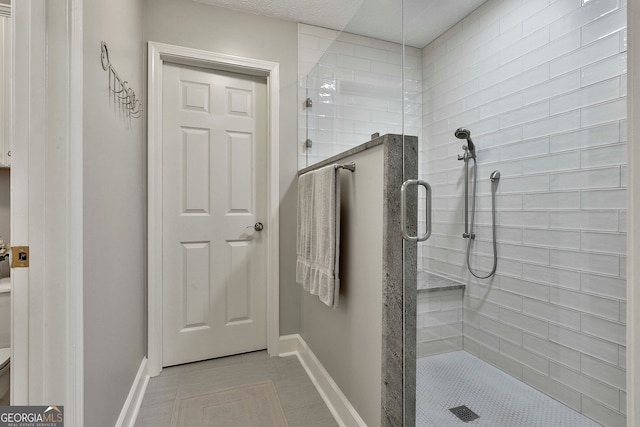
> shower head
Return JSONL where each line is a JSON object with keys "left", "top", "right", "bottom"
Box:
{"left": 455, "top": 127, "right": 476, "bottom": 157}
{"left": 455, "top": 128, "right": 470, "bottom": 139}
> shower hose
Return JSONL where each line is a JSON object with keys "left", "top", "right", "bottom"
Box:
{"left": 466, "top": 158, "right": 498, "bottom": 279}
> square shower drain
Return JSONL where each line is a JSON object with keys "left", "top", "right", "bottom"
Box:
{"left": 449, "top": 405, "right": 480, "bottom": 422}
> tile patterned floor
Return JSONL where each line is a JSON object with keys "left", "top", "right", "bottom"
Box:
{"left": 135, "top": 350, "right": 338, "bottom": 427}
{"left": 416, "top": 351, "right": 602, "bottom": 427}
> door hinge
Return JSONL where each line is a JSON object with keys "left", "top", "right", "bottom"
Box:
{"left": 11, "top": 246, "right": 29, "bottom": 268}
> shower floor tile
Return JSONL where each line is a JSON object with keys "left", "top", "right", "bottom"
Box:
{"left": 416, "top": 351, "right": 601, "bottom": 427}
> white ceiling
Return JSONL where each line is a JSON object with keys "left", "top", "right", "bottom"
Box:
{"left": 194, "top": 0, "right": 487, "bottom": 48}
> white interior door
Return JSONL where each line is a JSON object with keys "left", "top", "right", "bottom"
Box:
{"left": 162, "top": 62, "right": 267, "bottom": 367}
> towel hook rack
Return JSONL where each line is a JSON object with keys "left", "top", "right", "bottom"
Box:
{"left": 101, "top": 41, "right": 143, "bottom": 118}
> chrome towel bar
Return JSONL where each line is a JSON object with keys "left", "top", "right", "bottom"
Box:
{"left": 334, "top": 163, "right": 356, "bottom": 172}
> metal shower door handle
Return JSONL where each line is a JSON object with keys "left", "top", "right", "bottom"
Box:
{"left": 401, "top": 180, "right": 431, "bottom": 242}
{"left": 401, "top": 179, "right": 432, "bottom": 242}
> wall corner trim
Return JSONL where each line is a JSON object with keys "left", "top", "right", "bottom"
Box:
{"left": 115, "top": 357, "right": 150, "bottom": 427}
{"left": 278, "top": 335, "right": 367, "bottom": 427}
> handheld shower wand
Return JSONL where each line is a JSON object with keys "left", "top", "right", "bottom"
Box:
{"left": 455, "top": 127, "right": 476, "bottom": 159}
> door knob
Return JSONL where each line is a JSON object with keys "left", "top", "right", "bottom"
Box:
{"left": 247, "top": 222, "right": 264, "bottom": 231}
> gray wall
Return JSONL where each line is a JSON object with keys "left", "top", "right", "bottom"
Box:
{"left": 300, "top": 145, "right": 384, "bottom": 427}
{"left": 143, "top": 0, "right": 300, "bottom": 336}
{"left": 82, "top": 0, "right": 147, "bottom": 424}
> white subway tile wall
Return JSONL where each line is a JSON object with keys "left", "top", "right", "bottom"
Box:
{"left": 421, "top": 0, "right": 626, "bottom": 425}
{"left": 416, "top": 289, "right": 464, "bottom": 358}
{"left": 297, "top": 24, "right": 423, "bottom": 169}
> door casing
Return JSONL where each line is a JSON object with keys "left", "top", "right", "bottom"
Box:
{"left": 147, "top": 42, "right": 280, "bottom": 376}
{"left": 12, "top": 0, "right": 84, "bottom": 424}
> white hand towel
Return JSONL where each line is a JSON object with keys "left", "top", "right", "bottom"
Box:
{"left": 296, "top": 165, "right": 341, "bottom": 307}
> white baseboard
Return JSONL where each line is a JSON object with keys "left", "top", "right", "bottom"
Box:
{"left": 278, "top": 335, "right": 367, "bottom": 427}
{"left": 116, "top": 338, "right": 364, "bottom": 427}
{"left": 278, "top": 333, "right": 300, "bottom": 356}
{"left": 115, "top": 357, "right": 150, "bottom": 427}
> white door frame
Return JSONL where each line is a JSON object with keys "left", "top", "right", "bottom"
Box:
{"left": 12, "top": 0, "right": 84, "bottom": 424}
{"left": 147, "top": 42, "right": 280, "bottom": 376}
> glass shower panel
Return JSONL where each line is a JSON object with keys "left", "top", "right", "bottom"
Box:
{"left": 297, "top": 1, "right": 407, "bottom": 170}
{"left": 297, "top": 3, "right": 410, "bottom": 425}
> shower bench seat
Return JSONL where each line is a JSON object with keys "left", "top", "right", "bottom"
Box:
{"left": 417, "top": 271, "right": 465, "bottom": 358}
{"left": 418, "top": 271, "right": 465, "bottom": 293}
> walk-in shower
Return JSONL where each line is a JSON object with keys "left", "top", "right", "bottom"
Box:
{"left": 456, "top": 128, "right": 500, "bottom": 279}
{"left": 297, "top": 0, "right": 629, "bottom": 425}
